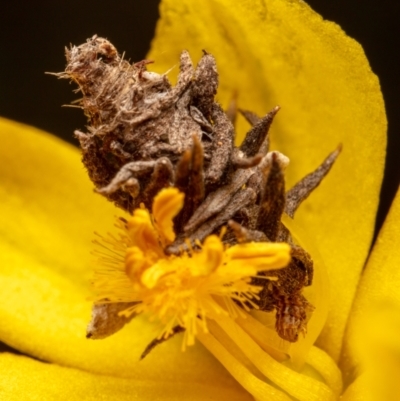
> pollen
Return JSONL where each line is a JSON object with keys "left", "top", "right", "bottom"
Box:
{"left": 92, "top": 187, "right": 291, "bottom": 348}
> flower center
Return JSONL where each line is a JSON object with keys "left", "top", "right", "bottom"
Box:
{"left": 93, "top": 188, "right": 291, "bottom": 348}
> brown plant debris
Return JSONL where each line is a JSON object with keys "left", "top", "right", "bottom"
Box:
{"left": 140, "top": 325, "right": 185, "bottom": 361}
{"left": 58, "top": 36, "right": 341, "bottom": 355}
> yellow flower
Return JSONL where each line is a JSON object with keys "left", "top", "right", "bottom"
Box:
{"left": 0, "top": 0, "right": 395, "bottom": 400}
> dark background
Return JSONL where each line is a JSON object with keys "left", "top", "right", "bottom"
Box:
{"left": 1, "top": 0, "right": 398, "bottom": 239}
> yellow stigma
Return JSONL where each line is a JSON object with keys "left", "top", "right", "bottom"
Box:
{"left": 93, "top": 187, "right": 291, "bottom": 347}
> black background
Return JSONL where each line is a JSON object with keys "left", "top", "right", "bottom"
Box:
{"left": 1, "top": 0, "right": 399, "bottom": 238}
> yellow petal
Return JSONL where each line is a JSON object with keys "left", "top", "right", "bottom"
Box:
{"left": 0, "top": 117, "right": 116, "bottom": 289}
{"left": 0, "top": 353, "right": 252, "bottom": 401}
{"left": 0, "top": 118, "right": 252, "bottom": 396}
{"left": 340, "top": 373, "right": 372, "bottom": 401}
{"left": 341, "top": 188, "right": 400, "bottom": 399}
{"left": 149, "top": 0, "right": 386, "bottom": 361}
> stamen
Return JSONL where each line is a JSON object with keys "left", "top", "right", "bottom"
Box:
{"left": 215, "top": 316, "right": 336, "bottom": 401}
{"left": 197, "top": 328, "right": 293, "bottom": 401}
